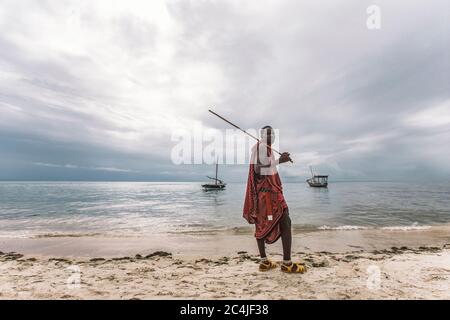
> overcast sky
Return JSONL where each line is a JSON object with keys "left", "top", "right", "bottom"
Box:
{"left": 0, "top": 0, "right": 448, "bottom": 181}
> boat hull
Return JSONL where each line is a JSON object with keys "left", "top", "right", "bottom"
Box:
{"left": 307, "top": 182, "right": 328, "bottom": 188}
{"left": 202, "top": 184, "right": 226, "bottom": 190}
{"left": 306, "top": 179, "right": 328, "bottom": 188}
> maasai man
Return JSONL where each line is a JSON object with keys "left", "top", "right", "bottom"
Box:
{"left": 243, "top": 126, "right": 306, "bottom": 273}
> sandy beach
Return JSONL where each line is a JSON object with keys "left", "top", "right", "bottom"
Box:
{"left": 1, "top": 228, "right": 450, "bottom": 300}
{"left": 0, "top": 0, "right": 448, "bottom": 304}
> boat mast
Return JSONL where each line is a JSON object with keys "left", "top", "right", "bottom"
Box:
{"left": 215, "top": 162, "right": 218, "bottom": 185}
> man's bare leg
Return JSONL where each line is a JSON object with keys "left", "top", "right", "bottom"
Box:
{"left": 279, "top": 209, "right": 306, "bottom": 272}
{"left": 257, "top": 237, "right": 279, "bottom": 271}
{"left": 257, "top": 238, "right": 267, "bottom": 259}
{"left": 280, "top": 209, "right": 292, "bottom": 262}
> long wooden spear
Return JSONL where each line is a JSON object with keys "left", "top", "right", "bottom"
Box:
{"left": 208, "top": 109, "right": 293, "bottom": 163}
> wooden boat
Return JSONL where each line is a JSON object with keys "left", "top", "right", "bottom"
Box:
{"left": 306, "top": 167, "right": 328, "bottom": 188}
{"left": 202, "top": 163, "right": 226, "bottom": 190}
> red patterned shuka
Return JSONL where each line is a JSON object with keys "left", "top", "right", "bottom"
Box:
{"left": 243, "top": 142, "right": 288, "bottom": 244}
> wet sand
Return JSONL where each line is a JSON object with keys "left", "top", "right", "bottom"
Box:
{"left": 2, "top": 226, "right": 450, "bottom": 258}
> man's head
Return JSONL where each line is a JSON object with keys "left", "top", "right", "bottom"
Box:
{"left": 260, "top": 125, "right": 274, "bottom": 146}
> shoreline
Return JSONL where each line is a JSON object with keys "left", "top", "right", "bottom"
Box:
{"left": 1, "top": 225, "right": 450, "bottom": 258}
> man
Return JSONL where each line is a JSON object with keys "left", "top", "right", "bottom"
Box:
{"left": 243, "top": 126, "right": 306, "bottom": 273}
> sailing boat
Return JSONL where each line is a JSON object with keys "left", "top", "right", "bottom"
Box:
{"left": 202, "top": 162, "right": 226, "bottom": 190}
{"left": 306, "top": 166, "right": 328, "bottom": 188}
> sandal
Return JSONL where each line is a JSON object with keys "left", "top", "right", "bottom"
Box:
{"left": 281, "top": 262, "right": 307, "bottom": 273}
{"left": 259, "top": 260, "right": 278, "bottom": 272}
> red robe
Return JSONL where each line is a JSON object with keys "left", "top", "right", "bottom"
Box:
{"left": 243, "top": 143, "right": 288, "bottom": 244}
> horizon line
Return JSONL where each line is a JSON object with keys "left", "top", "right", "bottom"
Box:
{"left": 1, "top": 179, "right": 449, "bottom": 183}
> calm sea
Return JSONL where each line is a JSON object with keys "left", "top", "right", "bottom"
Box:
{"left": 0, "top": 181, "right": 449, "bottom": 238}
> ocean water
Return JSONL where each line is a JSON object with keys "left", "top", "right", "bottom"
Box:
{"left": 0, "top": 181, "right": 449, "bottom": 238}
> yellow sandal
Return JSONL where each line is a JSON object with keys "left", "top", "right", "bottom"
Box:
{"left": 259, "top": 260, "right": 278, "bottom": 272}
{"left": 281, "top": 262, "right": 307, "bottom": 273}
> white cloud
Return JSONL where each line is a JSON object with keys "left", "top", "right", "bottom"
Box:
{"left": 1, "top": 0, "right": 449, "bottom": 180}
{"left": 405, "top": 100, "right": 450, "bottom": 128}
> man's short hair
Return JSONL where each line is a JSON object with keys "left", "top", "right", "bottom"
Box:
{"left": 260, "top": 125, "right": 273, "bottom": 137}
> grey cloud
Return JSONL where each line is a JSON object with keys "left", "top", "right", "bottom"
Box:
{"left": 0, "top": 0, "right": 448, "bottom": 181}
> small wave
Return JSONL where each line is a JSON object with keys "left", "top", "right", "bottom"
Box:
{"left": 33, "top": 232, "right": 102, "bottom": 238}
{"left": 168, "top": 229, "right": 224, "bottom": 235}
{"left": 317, "top": 223, "right": 433, "bottom": 232}
{"left": 318, "top": 225, "right": 370, "bottom": 231}
{"left": 381, "top": 225, "right": 432, "bottom": 231}
{"left": 0, "top": 233, "right": 32, "bottom": 239}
